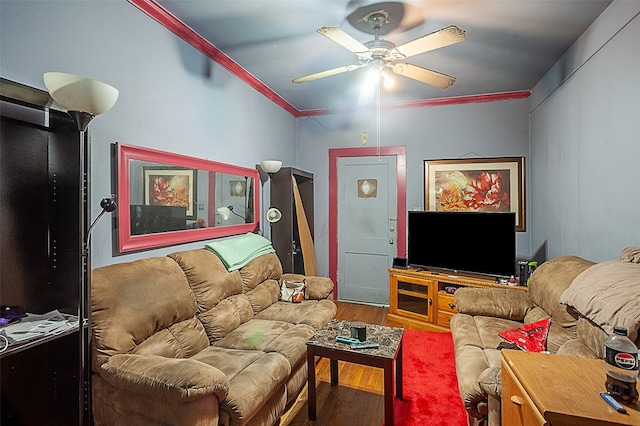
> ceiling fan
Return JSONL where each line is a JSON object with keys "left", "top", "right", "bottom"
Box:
{"left": 292, "top": 11, "right": 466, "bottom": 89}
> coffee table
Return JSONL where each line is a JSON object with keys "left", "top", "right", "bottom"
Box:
{"left": 306, "top": 319, "right": 404, "bottom": 426}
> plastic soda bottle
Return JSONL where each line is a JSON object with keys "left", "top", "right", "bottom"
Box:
{"left": 604, "top": 326, "right": 639, "bottom": 404}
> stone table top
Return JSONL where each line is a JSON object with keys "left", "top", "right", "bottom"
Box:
{"left": 307, "top": 319, "right": 404, "bottom": 359}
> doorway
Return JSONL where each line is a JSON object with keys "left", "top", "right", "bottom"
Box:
{"left": 328, "top": 146, "right": 406, "bottom": 304}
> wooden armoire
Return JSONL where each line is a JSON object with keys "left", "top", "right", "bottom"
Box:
{"left": 269, "top": 167, "right": 314, "bottom": 274}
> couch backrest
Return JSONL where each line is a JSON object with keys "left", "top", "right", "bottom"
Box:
{"left": 91, "top": 257, "right": 208, "bottom": 371}
{"left": 167, "top": 249, "right": 282, "bottom": 343}
{"left": 527, "top": 255, "right": 596, "bottom": 327}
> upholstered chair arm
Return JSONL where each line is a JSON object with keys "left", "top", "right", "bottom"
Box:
{"left": 478, "top": 367, "right": 502, "bottom": 398}
{"left": 282, "top": 273, "right": 334, "bottom": 300}
{"left": 99, "top": 354, "right": 229, "bottom": 403}
{"left": 454, "top": 287, "right": 533, "bottom": 321}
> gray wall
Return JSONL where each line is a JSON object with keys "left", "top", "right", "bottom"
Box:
{"left": 529, "top": 1, "right": 640, "bottom": 262}
{"left": 0, "top": 1, "right": 296, "bottom": 267}
{"left": 295, "top": 100, "right": 531, "bottom": 276}
{"left": 2, "top": 1, "right": 637, "bottom": 274}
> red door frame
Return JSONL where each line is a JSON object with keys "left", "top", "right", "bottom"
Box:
{"left": 328, "top": 146, "right": 407, "bottom": 298}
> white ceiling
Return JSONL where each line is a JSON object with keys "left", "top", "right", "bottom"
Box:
{"left": 151, "top": 0, "right": 612, "bottom": 113}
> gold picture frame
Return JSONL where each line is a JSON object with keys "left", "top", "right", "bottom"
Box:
{"left": 424, "top": 157, "right": 525, "bottom": 231}
{"left": 143, "top": 167, "right": 196, "bottom": 219}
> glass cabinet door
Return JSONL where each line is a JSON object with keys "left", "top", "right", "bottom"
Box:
{"left": 390, "top": 273, "right": 435, "bottom": 323}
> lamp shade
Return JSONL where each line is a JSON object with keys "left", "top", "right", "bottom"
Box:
{"left": 43, "top": 72, "right": 119, "bottom": 115}
{"left": 266, "top": 207, "right": 282, "bottom": 223}
{"left": 217, "top": 207, "right": 231, "bottom": 221}
{"left": 260, "top": 160, "right": 282, "bottom": 174}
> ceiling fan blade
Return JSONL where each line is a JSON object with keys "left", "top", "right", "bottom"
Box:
{"left": 292, "top": 64, "right": 366, "bottom": 84}
{"left": 317, "top": 26, "right": 370, "bottom": 55}
{"left": 394, "top": 25, "right": 466, "bottom": 59}
{"left": 392, "top": 63, "right": 456, "bottom": 89}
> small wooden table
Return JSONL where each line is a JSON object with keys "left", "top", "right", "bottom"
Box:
{"left": 502, "top": 350, "right": 640, "bottom": 425}
{"left": 306, "top": 320, "right": 404, "bottom": 426}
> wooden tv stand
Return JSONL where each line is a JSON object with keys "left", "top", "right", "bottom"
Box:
{"left": 388, "top": 267, "right": 527, "bottom": 331}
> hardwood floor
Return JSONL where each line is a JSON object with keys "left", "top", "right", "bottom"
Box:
{"left": 284, "top": 301, "right": 401, "bottom": 426}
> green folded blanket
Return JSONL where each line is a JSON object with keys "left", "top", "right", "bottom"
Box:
{"left": 205, "top": 232, "right": 275, "bottom": 271}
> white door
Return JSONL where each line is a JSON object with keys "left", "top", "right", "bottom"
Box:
{"left": 337, "top": 156, "right": 397, "bottom": 304}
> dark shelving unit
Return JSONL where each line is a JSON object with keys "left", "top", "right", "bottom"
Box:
{"left": 1, "top": 79, "right": 85, "bottom": 425}
{"left": 269, "top": 167, "right": 314, "bottom": 274}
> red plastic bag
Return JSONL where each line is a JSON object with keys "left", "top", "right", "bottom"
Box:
{"left": 498, "top": 318, "right": 551, "bottom": 352}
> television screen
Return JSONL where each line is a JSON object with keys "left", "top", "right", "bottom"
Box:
{"left": 408, "top": 211, "right": 516, "bottom": 278}
{"left": 130, "top": 205, "right": 187, "bottom": 235}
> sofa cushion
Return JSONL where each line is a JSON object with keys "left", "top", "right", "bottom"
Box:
{"left": 255, "top": 299, "right": 337, "bottom": 330}
{"left": 191, "top": 347, "right": 290, "bottom": 425}
{"left": 474, "top": 316, "right": 525, "bottom": 351}
{"left": 212, "top": 318, "right": 314, "bottom": 366}
{"left": 168, "top": 249, "right": 244, "bottom": 311}
{"left": 454, "top": 287, "right": 532, "bottom": 321}
{"left": 239, "top": 253, "right": 283, "bottom": 292}
{"left": 245, "top": 280, "right": 280, "bottom": 314}
{"left": 132, "top": 317, "right": 209, "bottom": 359}
{"left": 557, "top": 318, "right": 604, "bottom": 358}
{"left": 282, "top": 274, "right": 335, "bottom": 300}
{"left": 199, "top": 294, "right": 253, "bottom": 343}
{"left": 576, "top": 317, "right": 608, "bottom": 358}
{"left": 527, "top": 255, "right": 595, "bottom": 327}
{"left": 92, "top": 257, "right": 198, "bottom": 370}
{"left": 100, "top": 353, "right": 229, "bottom": 403}
{"left": 522, "top": 306, "right": 578, "bottom": 353}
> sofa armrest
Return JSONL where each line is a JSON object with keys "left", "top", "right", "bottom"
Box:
{"left": 454, "top": 287, "right": 533, "bottom": 321}
{"left": 282, "top": 273, "right": 334, "bottom": 300}
{"left": 99, "top": 354, "right": 229, "bottom": 404}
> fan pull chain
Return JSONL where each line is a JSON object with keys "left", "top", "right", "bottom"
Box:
{"left": 376, "top": 79, "right": 381, "bottom": 161}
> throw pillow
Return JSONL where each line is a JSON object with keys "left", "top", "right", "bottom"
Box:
{"left": 280, "top": 279, "right": 307, "bottom": 303}
{"left": 559, "top": 260, "right": 640, "bottom": 341}
{"left": 498, "top": 317, "right": 551, "bottom": 352}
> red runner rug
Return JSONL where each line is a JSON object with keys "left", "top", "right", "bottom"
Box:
{"left": 387, "top": 329, "right": 467, "bottom": 426}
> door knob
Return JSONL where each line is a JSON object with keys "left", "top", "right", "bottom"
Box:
{"left": 389, "top": 239, "right": 394, "bottom": 244}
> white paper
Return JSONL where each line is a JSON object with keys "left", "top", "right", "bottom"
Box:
{"left": 2, "top": 310, "right": 79, "bottom": 343}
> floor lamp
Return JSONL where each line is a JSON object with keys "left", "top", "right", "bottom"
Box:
{"left": 259, "top": 160, "right": 283, "bottom": 237}
{"left": 43, "top": 72, "right": 118, "bottom": 426}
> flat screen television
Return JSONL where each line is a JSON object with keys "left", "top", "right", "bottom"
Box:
{"left": 408, "top": 211, "right": 516, "bottom": 278}
{"left": 130, "top": 205, "right": 187, "bottom": 235}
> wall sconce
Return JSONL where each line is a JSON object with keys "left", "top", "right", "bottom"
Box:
{"left": 229, "top": 180, "right": 246, "bottom": 197}
{"left": 217, "top": 205, "right": 245, "bottom": 221}
{"left": 266, "top": 207, "right": 282, "bottom": 223}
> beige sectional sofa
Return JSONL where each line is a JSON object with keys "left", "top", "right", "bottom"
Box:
{"left": 449, "top": 247, "right": 640, "bottom": 426}
{"left": 91, "top": 248, "right": 336, "bottom": 426}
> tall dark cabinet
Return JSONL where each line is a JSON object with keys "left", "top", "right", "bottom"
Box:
{"left": 1, "top": 79, "right": 84, "bottom": 425}
{"left": 269, "top": 167, "right": 314, "bottom": 274}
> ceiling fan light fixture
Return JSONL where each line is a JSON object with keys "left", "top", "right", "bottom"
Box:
{"left": 382, "top": 70, "right": 394, "bottom": 88}
{"left": 292, "top": 12, "right": 465, "bottom": 89}
{"left": 364, "top": 68, "right": 380, "bottom": 87}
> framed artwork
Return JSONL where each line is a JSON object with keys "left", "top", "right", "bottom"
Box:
{"left": 424, "top": 157, "right": 526, "bottom": 231}
{"left": 143, "top": 167, "right": 196, "bottom": 218}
